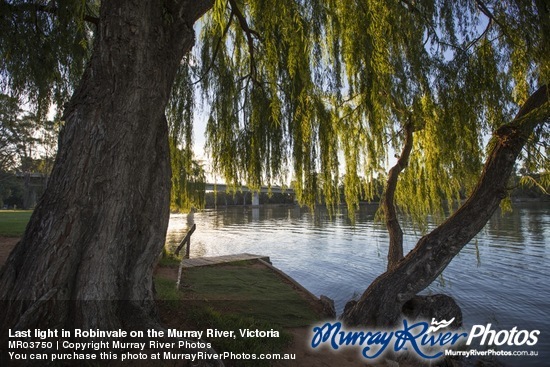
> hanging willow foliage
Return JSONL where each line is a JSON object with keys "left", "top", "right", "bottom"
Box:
{"left": 195, "top": 0, "right": 549, "bottom": 223}
{"left": 1, "top": 0, "right": 548, "bottom": 219}
{"left": 167, "top": 59, "right": 206, "bottom": 211}
{"left": 0, "top": 0, "right": 97, "bottom": 118}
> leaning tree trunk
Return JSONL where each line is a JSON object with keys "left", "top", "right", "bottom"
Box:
{"left": 383, "top": 120, "right": 414, "bottom": 271}
{"left": 0, "top": 0, "right": 212, "bottom": 338}
{"left": 342, "top": 85, "right": 549, "bottom": 327}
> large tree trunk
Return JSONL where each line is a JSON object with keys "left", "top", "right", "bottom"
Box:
{"left": 342, "top": 85, "right": 549, "bottom": 327}
{"left": 1, "top": 0, "right": 212, "bottom": 341}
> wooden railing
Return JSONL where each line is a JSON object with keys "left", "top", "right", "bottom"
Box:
{"left": 174, "top": 223, "right": 196, "bottom": 258}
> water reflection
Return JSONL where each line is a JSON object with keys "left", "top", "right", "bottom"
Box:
{"left": 166, "top": 202, "right": 549, "bottom": 365}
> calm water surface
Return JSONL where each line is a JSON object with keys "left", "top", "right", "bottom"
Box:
{"left": 166, "top": 202, "right": 549, "bottom": 365}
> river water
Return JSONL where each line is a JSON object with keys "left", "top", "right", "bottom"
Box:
{"left": 166, "top": 202, "right": 549, "bottom": 365}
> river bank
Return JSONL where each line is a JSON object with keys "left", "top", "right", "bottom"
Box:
{"left": 0, "top": 237, "right": 394, "bottom": 366}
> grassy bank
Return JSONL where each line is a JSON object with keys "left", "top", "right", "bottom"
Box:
{"left": 1, "top": 209, "right": 317, "bottom": 366}
{"left": 0, "top": 210, "right": 32, "bottom": 237}
{"left": 179, "top": 261, "right": 320, "bottom": 327}
{"left": 155, "top": 261, "right": 324, "bottom": 366}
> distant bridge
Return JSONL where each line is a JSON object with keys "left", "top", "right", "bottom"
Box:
{"left": 204, "top": 183, "right": 294, "bottom": 206}
{"left": 13, "top": 173, "right": 294, "bottom": 208}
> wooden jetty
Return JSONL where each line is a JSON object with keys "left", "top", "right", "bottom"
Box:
{"left": 180, "top": 253, "right": 271, "bottom": 268}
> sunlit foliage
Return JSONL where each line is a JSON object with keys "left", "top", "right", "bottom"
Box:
{"left": 167, "top": 60, "right": 206, "bottom": 211}
{"left": 197, "top": 0, "right": 549, "bottom": 221}
{"left": 1, "top": 0, "right": 548, "bottom": 220}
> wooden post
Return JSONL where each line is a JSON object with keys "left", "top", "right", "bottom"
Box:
{"left": 185, "top": 229, "right": 192, "bottom": 259}
{"left": 174, "top": 223, "right": 196, "bottom": 258}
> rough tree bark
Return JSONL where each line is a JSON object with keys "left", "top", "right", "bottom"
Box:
{"left": 342, "top": 85, "right": 549, "bottom": 327}
{"left": 0, "top": 0, "right": 214, "bottom": 350}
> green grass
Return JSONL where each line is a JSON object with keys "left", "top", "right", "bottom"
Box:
{"left": 158, "top": 247, "right": 182, "bottom": 267}
{"left": 154, "top": 276, "right": 183, "bottom": 301}
{"left": 179, "top": 264, "right": 321, "bottom": 328}
{"left": 155, "top": 269, "right": 299, "bottom": 367}
{"left": 0, "top": 210, "right": 32, "bottom": 237}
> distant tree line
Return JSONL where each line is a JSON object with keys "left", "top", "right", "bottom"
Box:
{"left": 0, "top": 94, "right": 58, "bottom": 209}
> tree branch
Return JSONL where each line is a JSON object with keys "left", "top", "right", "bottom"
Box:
{"left": 464, "top": 17, "right": 492, "bottom": 51}
{"left": 474, "top": 0, "right": 513, "bottom": 41}
{"left": 191, "top": 9, "right": 234, "bottom": 86}
{"left": 342, "top": 85, "right": 549, "bottom": 327}
{"left": 383, "top": 118, "right": 414, "bottom": 271}
{"left": 475, "top": 0, "right": 505, "bottom": 32}
{"left": 399, "top": 0, "right": 459, "bottom": 52}
{"left": 227, "top": 0, "right": 261, "bottom": 81}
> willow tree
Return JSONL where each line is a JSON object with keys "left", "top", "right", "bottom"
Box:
{"left": 167, "top": 61, "right": 207, "bottom": 211}
{"left": 0, "top": 0, "right": 217, "bottom": 350}
{"left": 197, "top": 0, "right": 549, "bottom": 327}
{"left": 0, "top": 0, "right": 548, "bottom": 348}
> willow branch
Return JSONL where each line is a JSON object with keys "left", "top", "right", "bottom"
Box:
{"left": 227, "top": 0, "right": 261, "bottom": 80}
{"left": 475, "top": 0, "right": 505, "bottom": 31}
{"left": 191, "top": 9, "right": 234, "bottom": 86}
{"left": 382, "top": 117, "right": 414, "bottom": 271}
{"left": 464, "top": 17, "right": 492, "bottom": 51}
{"left": 342, "top": 85, "right": 549, "bottom": 327}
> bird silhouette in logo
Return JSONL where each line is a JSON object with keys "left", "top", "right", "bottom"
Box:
{"left": 427, "top": 318, "right": 455, "bottom": 333}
